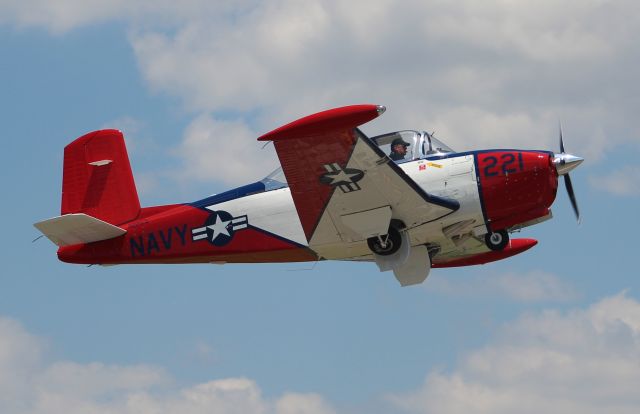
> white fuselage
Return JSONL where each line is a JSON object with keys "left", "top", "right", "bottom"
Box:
{"left": 202, "top": 155, "right": 487, "bottom": 261}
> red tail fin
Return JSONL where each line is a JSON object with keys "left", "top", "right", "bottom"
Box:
{"left": 61, "top": 129, "right": 140, "bottom": 225}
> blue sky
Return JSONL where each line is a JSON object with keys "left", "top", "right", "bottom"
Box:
{"left": 2, "top": 2, "right": 640, "bottom": 413}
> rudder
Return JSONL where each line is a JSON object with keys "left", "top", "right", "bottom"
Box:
{"left": 62, "top": 129, "right": 140, "bottom": 225}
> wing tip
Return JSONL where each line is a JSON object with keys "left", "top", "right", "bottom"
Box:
{"left": 257, "top": 104, "right": 385, "bottom": 142}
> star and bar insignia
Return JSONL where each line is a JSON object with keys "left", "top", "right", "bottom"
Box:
{"left": 319, "top": 163, "right": 365, "bottom": 193}
{"left": 191, "top": 210, "right": 248, "bottom": 247}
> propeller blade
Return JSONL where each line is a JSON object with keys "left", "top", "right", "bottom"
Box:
{"left": 564, "top": 173, "right": 580, "bottom": 223}
{"left": 555, "top": 124, "right": 582, "bottom": 223}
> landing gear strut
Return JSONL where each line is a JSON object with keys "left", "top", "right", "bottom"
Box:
{"left": 485, "top": 229, "right": 509, "bottom": 251}
{"left": 367, "top": 226, "right": 402, "bottom": 256}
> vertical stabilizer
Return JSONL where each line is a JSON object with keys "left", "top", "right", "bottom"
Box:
{"left": 61, "top": 129, "right": 140, "bottom": 225}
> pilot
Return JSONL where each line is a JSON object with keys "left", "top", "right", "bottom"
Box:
{"left": 389, "top": 137, "right": 410, "bottom": 161}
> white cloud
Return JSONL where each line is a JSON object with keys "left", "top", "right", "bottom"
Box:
{"left": 0, "top": 0, "right": 252, "bottom": 34}
{"left": 129, "top": 378, "right": 269, "bottom": 414}
{"left": 0, "top": 316, "right": 335, "bottom": 414}
{"left": 589, "top": 166, "right": 640, "bottom": 196}
{"left": 275, "top": 393, "right": 336, "bottom": 414}
{"left": 0, "top": 318, "right": 43, "bottom": 412}
{"left": 4, "top": 1, "right": 638, "bottom": 183}
{"left": 125, "top": 0, "right": 639, "bottom": 168}
{"left": 174, "top": 114, "right": 279, "bottom": 186}
{"left": 0, "top": 0, "right": 137, "bottom": 33}
{"left": 4, "top": 294, "right": 640, "bottom": 414}
{"left": 420, "top": 0, "right": 616, "bottom": 63}
{"left": 430, "top": 270, "right": 578, "bottom": 303}
{"left": 388, "top": 292, "right": 640, "bottom": 414}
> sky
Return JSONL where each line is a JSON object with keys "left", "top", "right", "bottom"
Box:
{"left": 1, "top": 1, "right": 640, "bottom": 413}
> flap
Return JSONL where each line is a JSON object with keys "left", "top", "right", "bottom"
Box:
{"left": 340, "top": 206, "right": 392, "bottom": 239}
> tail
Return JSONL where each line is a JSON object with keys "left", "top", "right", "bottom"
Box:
{"left": 61, "top": 129, "right": 140, "bottom": 225}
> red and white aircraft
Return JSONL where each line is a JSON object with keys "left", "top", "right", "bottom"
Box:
{"left": 34, "top": 105, "right": 583, "bottom": 286}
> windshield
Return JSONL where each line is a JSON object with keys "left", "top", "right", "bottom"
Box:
{"left": 260, "top": 167, "right": 288, "bottom": 191}
{"left": 423, "top": 132, "right": 454, "bottom": 156}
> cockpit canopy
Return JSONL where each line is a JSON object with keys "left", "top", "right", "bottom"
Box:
{"left": 261, "top": 166, "right": 288, "bottom": 191}
{"left": 260, "top": 130, "right": 455, "bottom": 190}
{"left": 371, "top": 130, "right": 454, "bottom": 163}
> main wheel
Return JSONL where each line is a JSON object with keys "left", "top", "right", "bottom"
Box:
{"left": 485, "top": 230, "right": 509, "bottom": 251}
{"left": 367, "top": 227, "right": 402, "bottom": 256}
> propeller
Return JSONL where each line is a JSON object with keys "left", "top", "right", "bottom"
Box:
{"left": 554, "top": 125, "right": 583, "bottom": 223}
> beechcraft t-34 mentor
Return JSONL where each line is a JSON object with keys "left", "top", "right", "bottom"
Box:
{"left": 34, "top": 105, "right": 583, "bottom": 286}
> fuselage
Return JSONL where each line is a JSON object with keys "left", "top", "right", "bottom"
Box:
{"left": 57, "top": 148, "right": 558, "bottom": 266}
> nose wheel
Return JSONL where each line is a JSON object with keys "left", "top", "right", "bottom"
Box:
{"left": 485, "top": 230, "right": 509, "bottom": 251}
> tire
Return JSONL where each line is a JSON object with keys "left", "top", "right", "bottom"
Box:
{"left": 485, "top": 230, "right": 509, "bottom": 251}
{"left": 367, "top": 226, "right": 402, "bottom": 256}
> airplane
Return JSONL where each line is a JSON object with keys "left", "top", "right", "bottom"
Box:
{"left": 34, "top": 104, "right": 583, "bottom": 286}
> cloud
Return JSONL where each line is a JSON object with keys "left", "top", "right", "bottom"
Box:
{"left": 129, "top": 0, "right": 638, "bottom": 185}
{"left": 0, "top": 316, "right": 335, "bottom": 414}
{"left": 174, "top": 114, "right": 279, "bottom": 186}
{"left": 0, "top": 318, "right": 43, "bottom": 412}
{"left": 276, "top": 393, "right": 336, "bottom": 414}
{"left": 126, "top": 0, "right": 639, "bottom": 172}
{"left": 388, "top": 292, "right": 640, "bottom": 414}
{"left": 4, "top": 1, "right": 639, "bottom": 184}
{"left": 589, "top": 166, "right": 640, "bottom": 196}
{"left": 430, "top": 270, "right": 578, "bottom": 303}
{"left": 0, "top": 0, "right": 138, "bottom": 33}
{"left": 4, "top": 294, "right": 640, "bottom": 414}
{"left": 0, "top": 0, "right": 251, "bottom": 34}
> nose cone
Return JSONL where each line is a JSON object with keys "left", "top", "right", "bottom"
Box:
{"left": 554, "top": 153, "right": 584, "bottom": 176}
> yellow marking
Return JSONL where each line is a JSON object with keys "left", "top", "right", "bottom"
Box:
{"left": 427, "top": 162, "right": 443, "bottom": 168}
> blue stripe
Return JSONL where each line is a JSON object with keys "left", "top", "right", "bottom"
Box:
{"left": 190, "top": 182, "right": 266, "bottom": 209}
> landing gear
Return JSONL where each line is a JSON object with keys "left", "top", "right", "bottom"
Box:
{"left": 485, "top": 229, "right": 509, "bottom": 251}
{"left": 367, "top": 226, "right": 402, "bottom": 256}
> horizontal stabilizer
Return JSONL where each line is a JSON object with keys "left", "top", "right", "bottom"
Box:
{"left": 34, "top": 213, "right": 126, "bottom": 246}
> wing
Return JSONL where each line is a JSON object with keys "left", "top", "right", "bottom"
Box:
{"left": 258, "top": 105, "right": 459, "bottom": 257}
